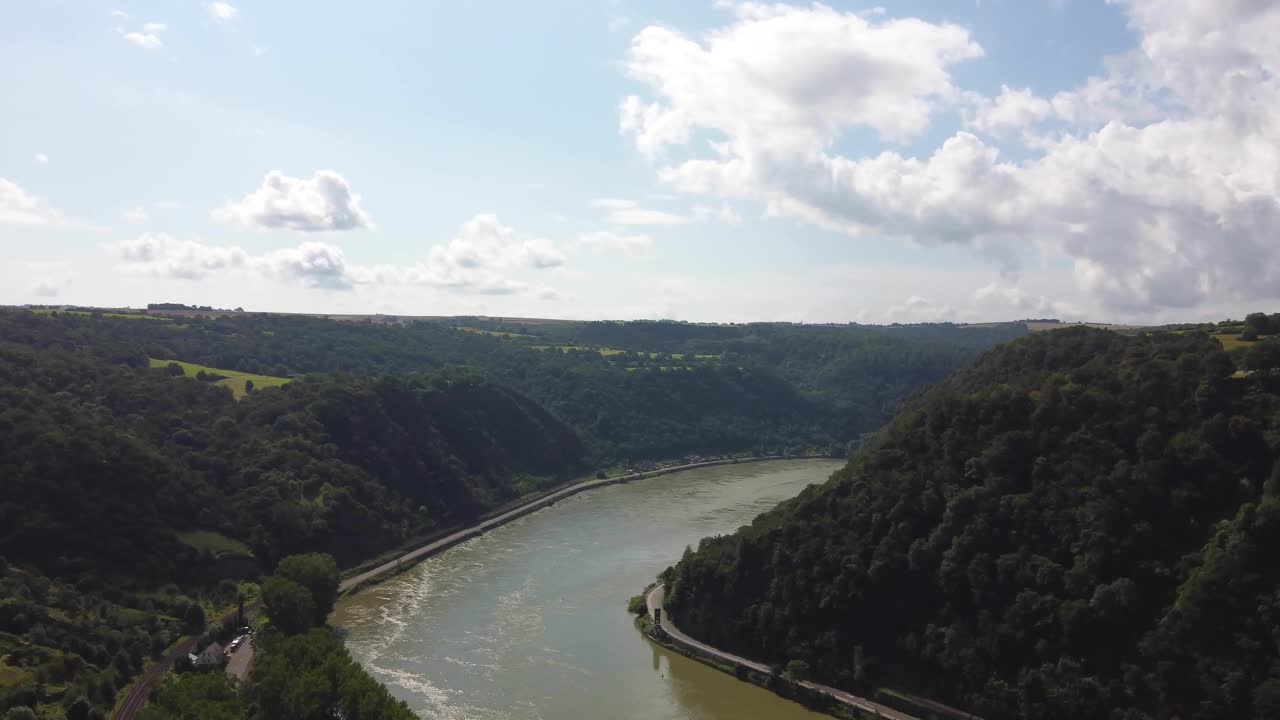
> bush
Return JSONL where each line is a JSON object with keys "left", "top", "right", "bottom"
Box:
{"left": 627, "top": 594, "right": 647, "bottom": 615}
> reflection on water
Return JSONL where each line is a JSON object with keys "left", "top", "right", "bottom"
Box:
{"left": 332, "top": 459, "right": 843, "bottom": 720}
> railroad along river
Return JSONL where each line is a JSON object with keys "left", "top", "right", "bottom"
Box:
{"left": 331, "top": 459, "right": 845, "bottom": 720}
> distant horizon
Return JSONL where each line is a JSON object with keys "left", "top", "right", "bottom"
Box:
{"left": 8, "top": 301, "right": 1209, "bottom": 330}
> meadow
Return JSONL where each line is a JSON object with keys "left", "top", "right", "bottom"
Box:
{"left": 148, "top": 358, "right": 291, "bottom": 399}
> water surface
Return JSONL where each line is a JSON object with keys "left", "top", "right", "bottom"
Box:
{"left": 332, "top": 459, "right": 844, "bottom": 720}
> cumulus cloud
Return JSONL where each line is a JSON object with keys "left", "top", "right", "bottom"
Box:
{"left": 115, "top": 233, "right": 251, "bottom": 280}
{"left": 113, "top": 233, "right": 364, "bottom": 289}
{"left": 967, "top": 86, "right": 1052, "bottom": 136}
{"left": 214, "top": 170, "right": 374, "bottom": 232}
{"left": 206, "top": 2, "right": 239, "bottom": 22}
{"left": 110, "top": 214, "right": 652, "bottom": 297}
{"left": 619, "top": 2, "right": 982, "bottom": 157}
{"left": 619, "top": 0, "right": 1280, "bottom": 315}
{"left": 407, "top": 214, "right": 567, "bottom": 294}
{"left": 0, "top": 178, "right": 74, "bottom": 227}
{"left": 591, "top": 197, "right": 688, "bottom": 225}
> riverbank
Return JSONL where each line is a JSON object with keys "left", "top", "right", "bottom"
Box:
{"left": 337, "top": 455, "right": 832, "bottom": 597}
{"left": 643, "top": 583, "right": 913, "bottom": 720}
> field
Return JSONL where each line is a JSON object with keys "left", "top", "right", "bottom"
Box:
{"left": 33, "top": 308, "right": 169, "bottom": 321}
{"left": 148, "top": 358, "right": 291, "bottom": 399}
{"left": 1214, "top": 333, "right": 1257, "bottom": 352}
{"left": 456, "top": 326, "right": 537, "bottom": 339}
{"left": 176, "top": 530, "right": 254, "bottom": 559}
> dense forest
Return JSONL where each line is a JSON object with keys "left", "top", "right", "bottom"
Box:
{"left": 665, "top": 326, "right": 1280, "bottom": 719}
{"left": 21, "top": 309, "right": 1023, "bottom": 461}
{"left": 0, "top": 308, "right": 1010, "bottom": 718}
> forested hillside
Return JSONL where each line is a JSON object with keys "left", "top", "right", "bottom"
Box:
{"left": 11, "top": 310, "right": 1022, "bottom": 461}
{"left": 665, "top": 327, "right": 1280, "bottom": 720}
{"left": 0, "top": 312, "right": 584, "bottom": 716}
{"left": 0, "top": 308, "right": 1015, "bottom": 717}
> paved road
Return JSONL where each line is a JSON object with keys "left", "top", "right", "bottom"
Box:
{"left": 646, "top": 584, "right": 919, "bottom": 720}
{"left": 226, "top": 638, "right": 254, "bottom": 682}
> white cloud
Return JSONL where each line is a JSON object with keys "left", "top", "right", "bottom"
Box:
{"left": 206, "top": 2, "right": 240, "bottom": 22}
{"left": 693, "top": 202, "right": 742, "bottom": 224}
{"left": 214, "top": 170, "right": 374, "bottom": 232}
{"left": 886, "top": 295, "right": 956, "bottom": 322}
{"left": 619, "top": 0, "right": 1280, "bottom": 316}
{"left": 0, "top": 178, "right": 74, "bottom": 227}
{"left": 118, "top": 21, "right": 166, "bottom": 50}
{"left": 408, "top": 214, "right": 566, "bottom": 294}
{"left": 111, "top": 214, "right": 648, "bottom": 298}
{"left": 619, "top": 3, "right": 982, "bottom": 157}
{"left": 574, "top": 231, "right": 654, "bottom": 255}
{"left": 121, "top": 206, "right": 149, "bottom": 223}
{"left": 967, "top": 85, "right": 1052, "bottom": 136}
{"left": 122, "top": 31, "right": 163, "bottom": 49}
{"left": 115, "top": 233, "right": 251, "bottom": 280}
{"left": 110, "top": 10, "right": 128, "bottom": 19}
{"left": 590, "top": 197, "right": 692, "bottom": 225}
{"left": 33, "top": 153, "right": 49, "bottom": 165}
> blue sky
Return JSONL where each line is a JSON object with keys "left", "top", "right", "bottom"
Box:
{"left": 2, "top": 1, "right": 1277, "bottom": 323}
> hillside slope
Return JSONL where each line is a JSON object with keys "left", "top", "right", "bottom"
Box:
{"left": 665, "top": 328, "right": 1280, "bottom": 720}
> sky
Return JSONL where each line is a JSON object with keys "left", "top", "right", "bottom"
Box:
{"left": 2, "top": 0, "right": 1277, "bottom": 324}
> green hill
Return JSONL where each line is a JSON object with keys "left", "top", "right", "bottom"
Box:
{"left": 664, "top": 327, "right": 1280, "bottom": 720}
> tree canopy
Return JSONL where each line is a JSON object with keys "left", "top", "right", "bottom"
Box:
{"left": 666, "top": 326, "right": 1280, "bottom": 720}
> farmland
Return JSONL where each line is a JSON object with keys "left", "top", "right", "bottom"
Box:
{"left": 148, "top": 358, "right": 291, "bottom": 399}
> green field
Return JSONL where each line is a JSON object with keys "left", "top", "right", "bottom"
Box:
{"left": 456, "top": 326, "right": 537, "bottom": 339}
{"left": 33, "top": 308, "right": 169, "bottom": 321}
{"left": 1213, "top": 333, "right": 1256, "bottom": 351}
{"left": 177, "top": 530, "right": 255, "bottom": 559}
{"left": 148, "top": 358, "right": 291, "bottom": 399}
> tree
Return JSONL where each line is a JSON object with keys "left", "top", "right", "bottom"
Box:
{"left": 1245, "top": 312, "right": 1270, "bottom": 336}
{"left": 262, "top": 577, "right": 317, "bottom": 635}
{"left": 65, "top": 697, "right": 90, "bottom": 720}
{"left": 183, "top": 602, "right": 206, "bottom": 632}
{"left": 276, "top": 553, "right": 340, "bottom": 624}
{"left": 5, "top": 708, "right": 37, "bottom": 720}
{"left": 165, "top": 362, "right": 185, "bottom": 377}
{"left": 784, "top": 659, "right": 811, "bottom": 681}
{"left": 243, "top": 379, "right": 254, "bottom": 394}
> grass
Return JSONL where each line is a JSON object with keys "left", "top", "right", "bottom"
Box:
{"left": 1213, "top": 333, "right": 1260, "bottom": 352}
{"left": 0, "top": 662, "right": 27, "bottom": 687}
{"left": 33, "top": 308, "right": 169, "bottom": 321}
{"left": 177, "top": 530, "right": 255, "bottom": 559}
{"left": 456, "top": 326, "right": 537, "bottom": 339}
{"left": 149, "top": 358, "right": 291, "bottom": 399}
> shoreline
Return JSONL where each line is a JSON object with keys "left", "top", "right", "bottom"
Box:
{"left": 336, "top": 454, "right": 835, "bottom": 597}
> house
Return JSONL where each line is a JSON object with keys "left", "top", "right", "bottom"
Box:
{"left": 191, "top": 642, "right": 226, "bottom": 669}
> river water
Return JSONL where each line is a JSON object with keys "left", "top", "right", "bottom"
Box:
{"left": 332, "top": 459, "right": 844, "bottom": 720}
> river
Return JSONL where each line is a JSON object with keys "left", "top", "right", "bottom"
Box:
{"left": 331, "top": 458, "right": 845, "bottom": 720}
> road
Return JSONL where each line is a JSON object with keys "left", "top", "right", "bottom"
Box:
{"left": 115, "top": 456, "right": 801, "bottom": 719}
{"left": 226, "top": 638, "right": 254, "bottom": 682}
{"left": 646, "top": 584, "right": 920, "bottom": 720}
